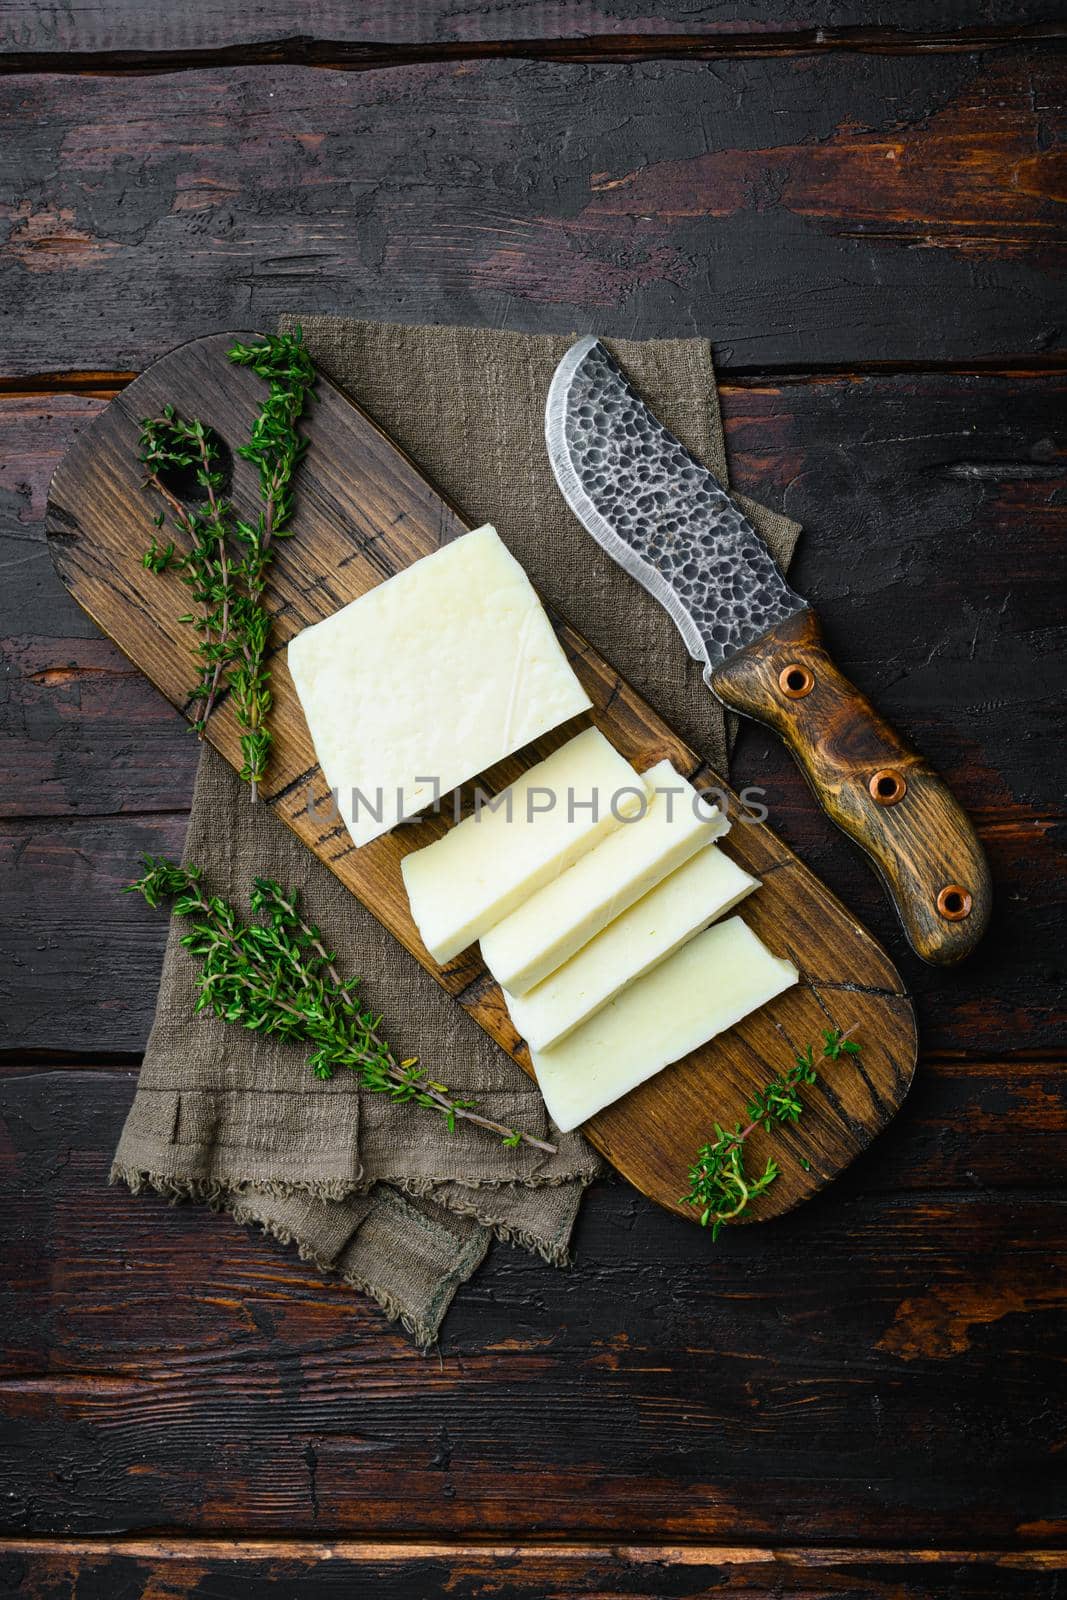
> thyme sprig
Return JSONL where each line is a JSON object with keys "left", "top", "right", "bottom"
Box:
{"left": 682, "top": 1028, "right": 862, "bottom": 1238}
{"left": 138, "top": 331, "right": 316, "bottom": 799}
{"left": 138, "top": 409, "right": 238, "bottom": 733}
{"left": 128, "top": 855, "right": 556, "bottom": 1157}
{"left": 227, "top": 333, "right": 317, "bottom": 791}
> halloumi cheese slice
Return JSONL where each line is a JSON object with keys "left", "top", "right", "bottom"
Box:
{"left": 402, "top": 726, "right": 646, "bottom": 966}
{"left": 504, "top": 843, "right": 758, "bottom": 1051}
{"left": 531, "top": 916, "right": 798, "bottom": 1132}
{"left": 480, "top": 759, "right": 728, "bottom": 995}
{"left": 287, "top": 524, "right": 591, "bottom": 847}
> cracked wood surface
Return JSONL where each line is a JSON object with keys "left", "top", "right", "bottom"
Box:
{"left": 1, "top": 1, "right": 1064, "bottom": 58}
{"left": 0, "top": 50, "right": 1063, "bottom": 377}
{"left": 1, "top": 1070, "right": 1066, "bottom": 1544}
{"left": 0, "top": 2, "right": 1065, "bottom": 1590}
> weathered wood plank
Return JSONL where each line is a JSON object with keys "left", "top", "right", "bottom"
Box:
{"left": 1, "top": 1070, "right": 1065, "bottom": 1539}
{"left": 0, "top": 391, "right": 200, "bottom": 814}
{"left": 0, "top": 52, "right": 1063, "bottom": 378}
{"left": 0, "top": 814, "right": 187, "bottom": 1052}
{"left": 1, "top": 1539, "right": 1064, "bottom": 1600}
{"left": 6, "top": 1052, "right": 1064, "bottom": 1191}
{"left": 1, "top": 0, "right": 1063, "bottom": 60}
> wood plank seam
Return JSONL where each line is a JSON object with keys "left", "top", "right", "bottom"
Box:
{"left": 0, "top": 22, "right": 1064, "bottom": 75}
{"left": 6, "top": 358, "right": 1067, "bottom": 402}
{"left": 1, "top": 1537, "right": 1066, "bottom": 1559}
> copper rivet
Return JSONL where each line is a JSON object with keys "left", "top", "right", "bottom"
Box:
{"left": 869, "top": 768, "right": 907, "bottom": 806}
{"left": 779, "top": 663, "right": 814, "bottom": 699}
{"left": 936, "top": 884, "right": 972, "bottom": 920}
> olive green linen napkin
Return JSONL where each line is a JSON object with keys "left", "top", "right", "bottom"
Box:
{"left": 111, "top": 318, "right": 800, "bottom": 1346}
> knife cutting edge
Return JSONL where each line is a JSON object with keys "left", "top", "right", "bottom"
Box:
{"left": 545, "top": 335, "right": 990, "bottom": 966}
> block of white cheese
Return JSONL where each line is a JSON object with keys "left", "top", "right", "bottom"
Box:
{"left": 480, "top": 759, "right": 728, "bottom": 996}
{"left": 504, "top": 843, "right": 759, "bottom": 1051}
{"left": 287, "top": 524, "right": 591, "bottom": 847}
{"left": 531, "top": 916, "right": 798, "bottom": 1132}
{"left": 402, "top": 726, "right": 647, "bottom": 966}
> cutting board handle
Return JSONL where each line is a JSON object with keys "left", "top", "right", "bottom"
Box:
{"left": 709, "top": 607, "right": 991, "bottom": 966}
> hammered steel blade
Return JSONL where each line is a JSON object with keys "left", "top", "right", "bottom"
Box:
{"left": 545, "top": 336, "right": 805, "bottom": 670}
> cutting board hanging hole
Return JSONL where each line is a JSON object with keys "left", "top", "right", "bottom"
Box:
{"left": 155, "top": 426, "right": 234, "bottom": 504}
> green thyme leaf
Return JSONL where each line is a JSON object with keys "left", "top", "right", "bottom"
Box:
{"left": 129, "top": 854, "right": 555, "bottom": 1157}
{"left": 681, "top": 1028, "right": 861, "bottom": 1236}
{"left": 137, "top": 330, "right": 316, "bottom": 799}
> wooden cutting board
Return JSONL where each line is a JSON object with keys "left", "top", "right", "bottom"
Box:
{"left": 46, "top": 332, "right": 917, "bottom": 1226}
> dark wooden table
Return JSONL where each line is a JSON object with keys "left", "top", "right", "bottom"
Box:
{"left": 1, "top": 5, "right": 1064, "bottom": 1596}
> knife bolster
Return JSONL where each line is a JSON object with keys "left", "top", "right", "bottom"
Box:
{"left": 709, "top": 607, "right": 991, "bottom": 966}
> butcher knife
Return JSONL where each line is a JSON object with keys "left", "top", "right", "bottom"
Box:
{"left": 545, "top": 336, "right": 990, "bottom": 966}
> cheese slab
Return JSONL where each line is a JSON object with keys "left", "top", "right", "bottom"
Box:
{"left": 287, "top": 524, "right": 591, "bottom": 847}
{"left": 504, "top": 843, "right": 759, "bottom": 1051}
{"left": 480, "top": 758, "right": 728, "bottom": 995}
{"left": 402, "top": 726, "right": 647, "bottom": 965}
{"left": 531, "top": 917, "right": 798, "bottom": 1132}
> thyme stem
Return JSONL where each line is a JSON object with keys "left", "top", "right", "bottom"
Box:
{"left": 195, "top": 424, "right": 234, "bottom": 731}
{"left": 228, "top": 332, "right": 317, "bottom": 800}
{"left": 137, "top": 329, "right": 316, "bottom": 795}
{"left": 139, "top": 411, "right": 237, "bottom": 736}
{"left": 128, "top": 855, "right": 557, "bottom": 1158}
{"left": 682, "top": 1027, "right": 863, "bottom": 1238}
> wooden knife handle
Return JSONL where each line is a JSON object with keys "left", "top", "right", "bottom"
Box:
{"left": 709, "top": 608, "right": 991, "bottom": 966}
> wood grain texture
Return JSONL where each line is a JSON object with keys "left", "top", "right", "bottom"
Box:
{"left": 0, "top": 0, "right": 1063, "bottom": 1578}
{"left": 43, "top": 332, "right": 916, "bottom": 1224}
{"left": 2, "top": 1066, "right": 1065, "bottom": 1541}
{"left": 0, "top": 51, "right": 1063, "bottom": 378}
{"left": 712, "top": 607, "right": 992, "bottom": 964}
{"left": 1, "top": 1540, "right": 1065, "bottom": 1600}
